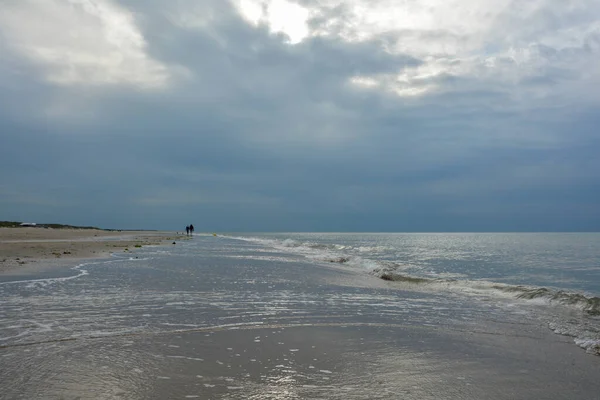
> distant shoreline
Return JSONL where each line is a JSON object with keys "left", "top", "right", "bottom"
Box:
{"left": 0, "top": 220, "right": 159, "bottom": 231}
{"left": 0, "top": 227, "right": 181, "bottom": 275}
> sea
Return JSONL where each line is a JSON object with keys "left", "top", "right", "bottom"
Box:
{"left": 227, "top": 232, "right": 600, "bottom": 352}
{"left": 1, "top": 232, "right": 599, "bottom": 399}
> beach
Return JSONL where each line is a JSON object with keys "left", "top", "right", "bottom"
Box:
{"left": 0, "top": 227, "right": 178, "bottom": 274}
{"left": 1, "top": 233, "right": 599, "bottom": 399}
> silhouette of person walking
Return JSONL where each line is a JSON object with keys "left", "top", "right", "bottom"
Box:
{"left": 189, "top": 224, "right": 194, "bottom": 236}
{"left": 185, "top": 225, "right": 190, "bottom": 236}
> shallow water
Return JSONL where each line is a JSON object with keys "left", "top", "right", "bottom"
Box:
{"left": 228, "top": 233, "right": 600, "bottom": 293}
{"left": 1, "top": 235, "right": 599, "bottom": 399}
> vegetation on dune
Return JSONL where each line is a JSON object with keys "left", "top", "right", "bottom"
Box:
{"left": 0, "top": 221, "right": 24, "bottom": 228}
{"left": 0, "top": 221, "right": 102, "bottom": 229}
{"left": 0, "top": 221, "right": 159, "bottom": 231}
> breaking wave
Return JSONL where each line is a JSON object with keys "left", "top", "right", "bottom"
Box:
{"left": 227, "top": 233, "right": 600, "bottom": 356}
{"left": 371, "top": 267, "right": 600, "bottom": 316}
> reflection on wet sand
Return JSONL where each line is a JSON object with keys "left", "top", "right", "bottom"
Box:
{"left": 1, "top": 237, "right": 600, "bottom": 399}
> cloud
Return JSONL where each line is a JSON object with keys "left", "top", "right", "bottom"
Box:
{"left": 0, "top": 0, "right": 599, "bottom": 231}
{"left": 0, "top": 0, "right": 177, "bottom": 88}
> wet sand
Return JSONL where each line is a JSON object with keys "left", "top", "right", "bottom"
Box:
{"left": 138, "top": 323, "right": 599, "bottom": 399}
{"left": 1, "top": 235, "right": 599, "bottom": 399}
{"left": 0, "top": 227, "right": 179, "bottom": 274}
{"left": 6, "top": 322, "right": 598, "bottom": 399}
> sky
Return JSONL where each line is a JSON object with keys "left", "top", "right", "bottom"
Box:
{"left": 0, "top": 0, "right": 599, "bottom": 232}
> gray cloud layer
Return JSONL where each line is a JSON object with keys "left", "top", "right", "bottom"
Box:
{"left": 1, "top": 0, "right": 599, "bottom": 231}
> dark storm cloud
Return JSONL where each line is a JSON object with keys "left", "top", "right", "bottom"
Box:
{"left": 0, "top": 0, "right": 599, "bottom": 231}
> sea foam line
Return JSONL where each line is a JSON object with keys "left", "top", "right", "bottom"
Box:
{"left": 0, "top": 321, "right": 544, "bottom": 350}
{"left": 0, "top": 264, "right": 90, "bottom": 287}
{"left": 0, "top": 251, "right": 155, "bottom": 288}
{"left": 225, "top": 234, "right": 600, "bottom": 357}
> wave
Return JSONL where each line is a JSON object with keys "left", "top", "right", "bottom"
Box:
{"left": 230, "top": 235, "right": 389, "bottom": 254}
{"left": 370, "top": 266, "right": 599, "bottom": 314}
{"left": 229, "top": 234, "right": 599, "bottom": 313}
{"left": 370, "top": 267, "right": 600, "bottom": 356}
{"left": 226, "top": 233, "right": 600, "bottom": 356}
{"left": 502, "top": 287, "right": 600, "bottom": 316}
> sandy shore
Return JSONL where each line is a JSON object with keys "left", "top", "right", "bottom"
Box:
{"left": 0, "top": 227, "right": 180, "bottom": 274}
{"left": 2, "top": 234, "right": 599, "bottom": 399}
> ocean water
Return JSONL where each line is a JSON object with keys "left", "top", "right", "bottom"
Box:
{"left": 226, "top": 232, "right": 600, "bottom": 351}
{"left": 1, "top": 233, "right": 599, "bottom": 399}
{"left": 229, "top": 233, "right": 600, "bottom": 292}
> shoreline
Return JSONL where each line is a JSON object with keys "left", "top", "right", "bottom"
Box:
{"left": 2, "top": 234, "right": 600, "bottom": 399}
{"left": 0, "top": 227, "right": 182, "bottom": 275}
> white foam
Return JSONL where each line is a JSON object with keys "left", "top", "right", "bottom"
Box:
{"left": 226, "top": 234, "right": 414, "bottom": 275}
{"left": 574, "top": 338, "right": 600, "bottom": 355}
{"left": 222, "top": 234, "right": 600, "bottom": 358}
{"left": 0, "top": 265, "right": 90, "bottom": 288}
